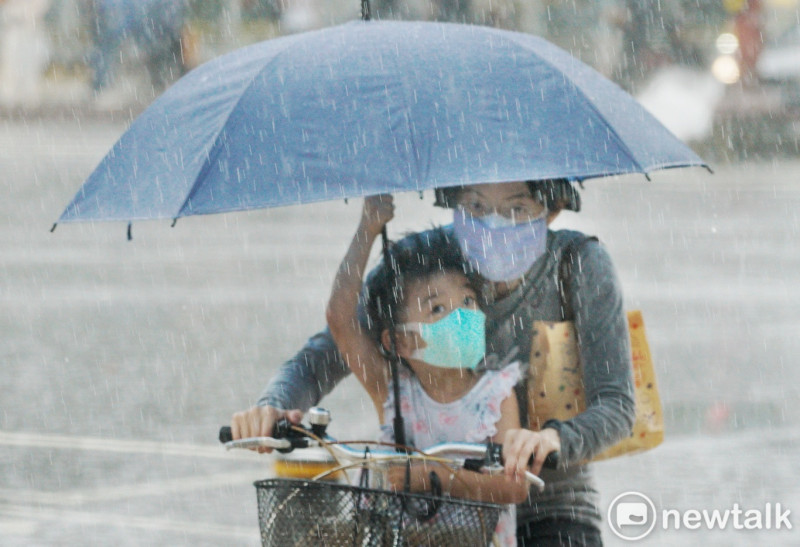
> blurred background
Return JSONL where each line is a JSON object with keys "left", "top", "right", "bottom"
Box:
{"left": 2, "top": 1, "right": 799, "bottom": 545}
{"left": 1, "top": 0, "right": 799, "bottom": 158}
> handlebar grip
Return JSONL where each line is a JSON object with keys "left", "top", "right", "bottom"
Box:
{"left": 524, "top": 450, "right": 559, "bottom": 470}
{"left": 218, "top": 418, "right": 291, "bottom": 445}
{"left": 217, "top": 422, "right": 301, "bottom": 452}
{"left": 486, "top": 442, "right": 560, "bottom": 470}
{"left": 543, "top": 451, "right": 559, "bottom": 470}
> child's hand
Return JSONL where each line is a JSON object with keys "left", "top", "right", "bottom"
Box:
{"left": 360, "top": 194, "right": 394, "bottom": 237}
{"left": 502, "top": 428, "right": 561, "bottom": 479}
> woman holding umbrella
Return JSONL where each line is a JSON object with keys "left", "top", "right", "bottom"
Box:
{"left": 232, "top": 178, "right": 635, "bottom": 546}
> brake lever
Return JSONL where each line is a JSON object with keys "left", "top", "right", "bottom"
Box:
{"left": 463, "top": 442, "right": 554, "bottom": 493}
{"left": 217, "top": 419, "right": 312, "bottom": 453}
{"left": 481, "top": 442, "right": 560, "bottom": 470}
{"left": 225, "top": 437, "right": 293, "bottom": 451}
{"left": 272, "top": 418, "right": 312, "bottom": 453}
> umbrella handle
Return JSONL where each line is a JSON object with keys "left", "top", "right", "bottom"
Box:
{"left": 380, "top": 225, "right": 407, "bottom": 452}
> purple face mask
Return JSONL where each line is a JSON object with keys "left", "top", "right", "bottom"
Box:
{"left": 452, "top": 209, "right": 548, "bottom": 282}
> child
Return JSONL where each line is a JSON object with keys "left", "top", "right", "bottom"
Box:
{"left": 326, "top": 195, "right": 530, "bottom": 546}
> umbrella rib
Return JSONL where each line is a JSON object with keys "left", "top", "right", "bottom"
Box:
{"left": 172, "top": 34, "right": 317, "bottom": 218}
{"left": 388, "top": 41, "right": 422, "bottom": 192}
{"left": 497, "top": 30, "right": 648, "bottom": 175}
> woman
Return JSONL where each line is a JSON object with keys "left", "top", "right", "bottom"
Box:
{"left": 232, "top": 179, "right": 635, "bottom": 546}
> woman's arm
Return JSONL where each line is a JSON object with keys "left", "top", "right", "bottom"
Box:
{"left": 325, "top": 195, "right": 394, "bottom": 417}
{"left": 256, "top": 327, "right": 350, "bottom": 411}
{"left": 554, "top": 238, "right": 636, "bottom": 463}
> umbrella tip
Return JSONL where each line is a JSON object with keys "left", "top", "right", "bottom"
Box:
{"left": 704, "top": 165, "right": 715, "bottom": 175}
{"left": 50, "top": 223, "right": 57, "bottom": 233}
{"left": 171, "top": 218, "right": 178, "bottom": 228}
{"left": 127, "top": 223, "right": 133, "bottom": 241}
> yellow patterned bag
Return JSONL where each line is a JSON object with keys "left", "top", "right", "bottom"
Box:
{"left": 527, "top": 310, "right": 664, "bottom": 461}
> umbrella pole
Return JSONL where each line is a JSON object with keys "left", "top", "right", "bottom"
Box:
{"left": 381, "top": 225, "right": 407, "bottom": 451}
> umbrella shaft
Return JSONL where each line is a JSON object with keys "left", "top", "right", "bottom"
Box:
{"left": 381, "top": 226, "right": 406, "bottom": 451}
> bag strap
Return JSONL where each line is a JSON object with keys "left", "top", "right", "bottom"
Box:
{"left": 515, "top": 380, "right": 531, "bottom": 429}
{"left": 519, "top": 235, "right": 598, "bottom": 429}
{"left": 557, "top": 235, "right": 599, "bottom": 321}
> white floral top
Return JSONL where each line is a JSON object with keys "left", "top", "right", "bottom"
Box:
{"left": 380, "top": 361, "right": 522, "bottom": 547}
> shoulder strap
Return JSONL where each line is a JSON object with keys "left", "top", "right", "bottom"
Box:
{"left": 518, "top": 235, "right": 598, "bottom": 429}
{"left": 557, "top": 236, "right": 599, "bottom": 320}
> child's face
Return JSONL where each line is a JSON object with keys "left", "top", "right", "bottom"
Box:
{"left": 394, "top": 271, "right": 478, "bottom": 359}
{"left": 402, "top": 271, "right": 478, "bottom": 324}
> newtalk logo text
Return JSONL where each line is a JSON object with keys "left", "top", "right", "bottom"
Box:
{"left": 608, "top": 492, "right": 793, "bottom": 541}
{"left": 662, "top": 503, "right": 792, "bottom": 530}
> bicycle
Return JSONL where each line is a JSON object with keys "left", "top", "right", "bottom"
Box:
{"left": 219, "top": 407, "right": 556, "bottom": 547}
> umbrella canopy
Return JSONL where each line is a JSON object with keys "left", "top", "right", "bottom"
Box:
{"left": 58, "top": 20, "right": 707, "bottom": 223}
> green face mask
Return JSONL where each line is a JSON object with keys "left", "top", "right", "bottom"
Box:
{"left": 400, "top": 308, "right": 486, "bottom": 370}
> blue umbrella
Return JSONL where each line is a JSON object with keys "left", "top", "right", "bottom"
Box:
{"left": 57, "top": 19, "right": 707, "bottom": 225}
{"left": 56, "top": 15, "right": 709, "bottom": 451}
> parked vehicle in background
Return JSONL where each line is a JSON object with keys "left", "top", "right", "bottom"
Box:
{"left": 757, "top": 22, "right": 800, "bottom": 103}
{"left": 710, "top": 6, "right": 800, "bottom": 158}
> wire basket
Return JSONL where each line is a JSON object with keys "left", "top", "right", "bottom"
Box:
{"left": 254, "top": 478, "right": 502, "bottom": 546}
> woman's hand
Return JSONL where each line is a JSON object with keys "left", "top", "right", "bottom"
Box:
{"left": 230, "top": 405, "right": 304, "bottom": 454}
{"left": 502, "top": 427, "right": 561, "bottom": 478}
{"left": 360, "top": 194, "right": 394, "bottom": 238}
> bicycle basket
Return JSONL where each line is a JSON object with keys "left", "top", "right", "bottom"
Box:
{"left": 254, "top": 478, "right": 503, "bottom": 547}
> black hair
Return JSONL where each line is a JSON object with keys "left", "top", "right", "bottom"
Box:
{"left": 433, "top": 178, "right": 582, "bottom": 212}
{"left": 361, "top": 228, "right": 476, "bottom": 346}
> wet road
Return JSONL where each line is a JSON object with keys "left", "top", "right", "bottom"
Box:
{"left": 1, "top": 118, "right": 799, "bottom": 545}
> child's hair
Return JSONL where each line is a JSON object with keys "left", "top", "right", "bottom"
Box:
{"left": 362, "top": 228, "right": 476, "bottom": 346}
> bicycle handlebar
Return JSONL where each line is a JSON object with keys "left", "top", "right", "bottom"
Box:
{"left": 219, "top": 410, "right": 559, "bottom": 493}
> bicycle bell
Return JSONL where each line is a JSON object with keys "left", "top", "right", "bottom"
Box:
{"left": 308, "top": 407, "right": 331, "bottom": 437}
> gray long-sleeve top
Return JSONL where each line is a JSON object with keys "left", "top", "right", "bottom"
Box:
{"left": 258, "top": 226, "right": 635, "bottom": 527}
